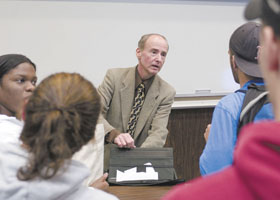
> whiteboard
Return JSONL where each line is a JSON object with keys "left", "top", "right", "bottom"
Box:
{"left": 0, "top": 0, "right": 247, "bottom": 95}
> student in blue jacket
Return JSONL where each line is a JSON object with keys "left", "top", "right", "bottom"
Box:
{"left": 199, "top": 22, "right": 274, "bottom": 175}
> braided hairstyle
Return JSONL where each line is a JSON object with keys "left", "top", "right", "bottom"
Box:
{"left": 18, "top": 72, "right": 100, "bottom": 180}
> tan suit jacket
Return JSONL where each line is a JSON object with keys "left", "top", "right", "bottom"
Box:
{"left": 98, "top": 66, "right": 175, "bottom": 147}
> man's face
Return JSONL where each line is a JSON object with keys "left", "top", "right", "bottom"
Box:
{"left": 0, "top": 62, "right": 37, "bottom": 116}
{"left": 136, "top": 35, "right": 168, "bottom": 80}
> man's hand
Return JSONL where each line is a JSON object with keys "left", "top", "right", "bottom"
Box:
{"left": 204, "top": 124, "right": 211, "bottom": 142}
{"left": 89, "top": 173, "right": 109, "bottom": 192}
{"left": 114, "top": 133, "right": 136, "bottom": 148}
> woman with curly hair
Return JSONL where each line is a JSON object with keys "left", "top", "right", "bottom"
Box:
{"left": 0, "top": 72, "right": 118, "bottom": 200}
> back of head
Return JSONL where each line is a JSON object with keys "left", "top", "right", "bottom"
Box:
{"left": 229, "top": 22, "right": 262, "bottom": 78}
{"left": 0, "top": 54, "right": 36, "bottom": 81}
{"left": 245, "top": 0, "right": 280, "bottom": 37}
{"left": 18, "top": 72, "right": 100, "bottom": 180}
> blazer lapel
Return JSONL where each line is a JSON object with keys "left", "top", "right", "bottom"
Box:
{"left": 120, "top": 68, "right": 136, "bottom": 131}
{"left": 133, "top": 76, "right": 160, "bottom": 139}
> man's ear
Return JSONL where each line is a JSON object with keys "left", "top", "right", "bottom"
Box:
{"left": 136, "top": 48, "right": 141, "bottom": 59}
{"left": 231, "top": 54, "right": 238, "bottom": 70}
{"left": 262, "top": 26, "right": 279, "bottom": 71}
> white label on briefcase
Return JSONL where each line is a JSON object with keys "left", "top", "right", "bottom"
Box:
{"left": 116, "top": 163, "right": 159, "bottom": 182}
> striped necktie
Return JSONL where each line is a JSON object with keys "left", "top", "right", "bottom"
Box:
{"left": 126, "top": 83, "right": 145, "bottom": 137}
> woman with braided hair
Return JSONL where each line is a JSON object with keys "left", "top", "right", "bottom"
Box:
{"left": 0, "top": 72, "right": 118, "bottom": 200}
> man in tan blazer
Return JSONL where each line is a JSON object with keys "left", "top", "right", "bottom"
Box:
{"left": 98, "top": 34, "right": 175, "bottom": 167}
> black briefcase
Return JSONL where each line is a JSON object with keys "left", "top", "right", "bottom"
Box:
{"left": 107, "top": 146, "right": 184, "bottom": 186}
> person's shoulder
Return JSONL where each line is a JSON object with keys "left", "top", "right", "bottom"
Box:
{"left": 216, "top": 92, "right": 244, "bottom": 110}
{"left": 0, "top": 115, "right": 23, "bottom": 144}
{"left": 219, "top": 92, "right": 244, "bottom": 104}
{"left": 107, "top": 67, "right": 134, "bottom": 74}
{"left": 0, "top": 114, "right": 23, "bottom": 127}
{"left": 105, "top": 67, "right": 135, "bottom": 81}
{"left": 155, "top": 75, "right": 175, "bottom": 93}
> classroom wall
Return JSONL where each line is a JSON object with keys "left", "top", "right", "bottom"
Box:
{"left": 0, "top": 0, "right": 247, "bottom": 95}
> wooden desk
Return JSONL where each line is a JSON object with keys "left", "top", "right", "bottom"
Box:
{"left": 108, "top": 186, "right": 172, "bottom": 200}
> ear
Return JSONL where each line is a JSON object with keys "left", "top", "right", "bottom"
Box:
{"left": 231, "top": 54, "right": 238, "bottom": 70}
{"left": 136, "top": 48, "right": 141, "bottom": 59}
{"left": 262, "top": 26, "right": 279, "bottom": 71}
